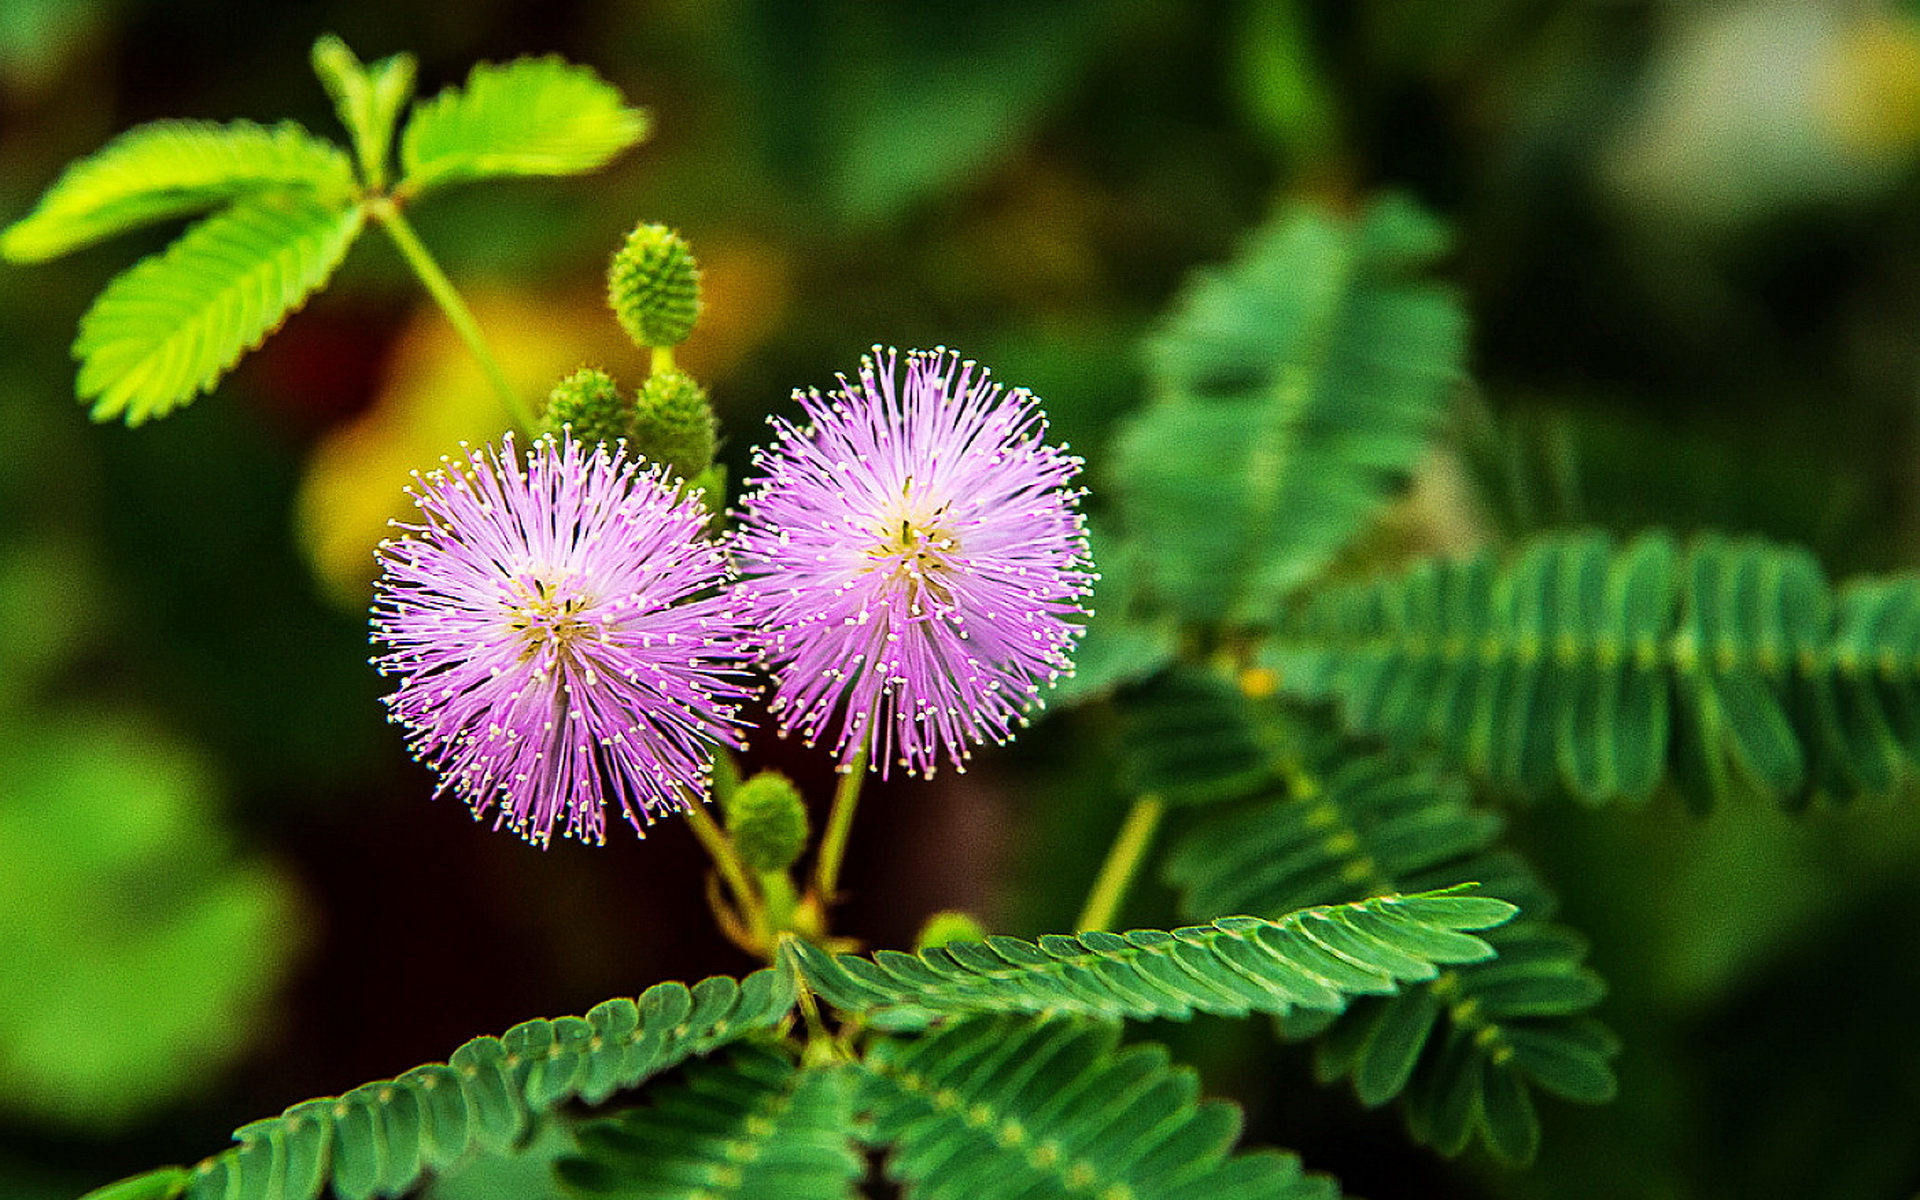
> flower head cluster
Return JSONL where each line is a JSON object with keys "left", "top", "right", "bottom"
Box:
{"left": 371, "top": 432, "right": 753, "bottom": 846}
{"left": 733, "top": 347, "right": 1094, "bottom": 776}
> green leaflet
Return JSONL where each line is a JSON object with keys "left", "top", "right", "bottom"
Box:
{"left": 399, "top": 56, "right": 650, "bottom": 196}
{"left": 310, "top": 35, "right": 417, "bottom": 191}
{"left": 1113, "top": 195, "right": 1466, "bottom": 626}
{"left": 1116, "top": 666, "right": 1281, "bottom": 805}
{"left": 1274, "top": 528, "right": 1920, "bottom": 808}
{"left": 73, "top": 195, "right": 365, "bottom": 424}
{"left": 557, "top": 1045, "right": 862, "bottom": 1200}
{"left": 1, "top": 119, "right": 354, "bottom": 263}
{"left": 78, "top": 968, "right": 794, "bottom": 1200}
{"left": 786, "top": 891, "right": 1513, "bottom": 1031}
{"left": 860, "top": 1014, "right": 1340, "bottom": 1200}
{"left": 1165, "top": 741, "right": 1616, "bottom": 1165}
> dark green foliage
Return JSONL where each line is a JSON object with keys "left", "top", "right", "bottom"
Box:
{"left": 558, "top": 1045, "right": 861, "bottom": 1199}
{"left": 1046, "top": 521, "right": 1179, "bottom": 706}
{"left": 859, "top": 1014, "right": 1341, "bottom": 1199}
{"left": 1166, "top": 744, "right": 1616, "bottom": 1164}
{"left": 1273, "top": 529, "right": 1920, "bottom": 808}
{"left": 78, "top": 969, "right": 794, "bottom": 1200}
{"left": 786, "top": 891, "right": 1514, "bottom": 1031}
{"left": 1117, "top": 666, "right": 1279, "bottom": 804}
{"left": 1112, "top": 195, "right": 1467, "bottom": 627}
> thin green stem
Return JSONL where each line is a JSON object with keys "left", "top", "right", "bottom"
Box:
{"left": 682, "top": 798, "right": 765, "bottom": 943}
{"left": 1075, "top": 795, "right": 1166, "bottom": 933}
{"left": 369, "top": 198, "right": 536, "bottom": 433}
{"left": 812, "top": 743, "right": 870, "bottom": 905}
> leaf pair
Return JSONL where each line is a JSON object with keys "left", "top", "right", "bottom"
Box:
{"left": 2, "top": 35, "right": 650, "bottom": 425}
{"left": 560, "top": 1020, "right": 1339, "bottom": 1200}
{"left": 80, "top": 891, "right": 1511, "bottom": 1200}
{"left": 1274, "top": 528, "right": 1920, "bottom": 808}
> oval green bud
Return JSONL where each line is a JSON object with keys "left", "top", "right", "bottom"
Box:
{"left": 632, "top": 369, "right": 717, "bottom": 480}
{"left": 540, "top": 366, "right": 632, "bottom": 447}
{"left": 607, "top": 222, "right": 700, "bottom": 349}
{"left": 725, "top": 770, "right": 808, "bottom": 875}
{"left": 914, "top": 910, "right": 988, "bottom": 952}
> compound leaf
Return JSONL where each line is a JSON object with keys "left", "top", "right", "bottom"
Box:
{"left": 861, "top": 1014, "right": 1341, "bottom": 1200}
{"left": 1167, "top": 739, "right": 1616, "bottom": 1165}
{"left": 787, "top": 890, "right": 1513, "bottom": 1032}
{"left": 76, "top": 968, "right": 794, "bottom": 1200}
{"left": 72, "top": 194, "right": 363, "bottom": 424}
{"left": 399, "top": 56, "right": 649, "bottom": 196}
{"left": 1276, "top": 528, "right": 1920, "bottom": 809}
{"left": 558, "top": 1045, "right": 861, "bottom": 1200}
{"left": 1113, "top": 195, "right": 1466, "bottom": 626}
{"left": 2, "top": 119, "right": 354, "bottom": 263}
{"left": 310, "top": 34, "right": 417, "bottom": 191}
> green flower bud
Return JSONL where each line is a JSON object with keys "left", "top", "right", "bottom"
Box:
{"left": 540, "top": 367, "right": 632, "bottom": 447}
{"left": 607, "top": 223, "right": 700, "bottom": 349}
{"left": 914, "top": 910, "right": 988, "bottom": 952}
{"left": 724, "top": 770, "right": 808, "bottom": 875}
{"left": 632, "top": 369, "right": 717, "bottom": 480}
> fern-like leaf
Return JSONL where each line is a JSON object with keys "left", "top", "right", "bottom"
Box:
{"left": 787, "top": 890, "right": 1513, "bottom": 1032}
{"left": 2, "top": 120, "right": 353, "bottom": 263}
{"left": 78, "top": 968, "right": 794, "bottom": 1200}
{"left": 557, "top": 1044, "right": 861, "bottom": 1199}
{"left": 311, "top": 35, "right": 417, "bottom": 191}
{"left": 72, "top": 194, "right": 363, "bottom": 424}
{"left": 1117, "top": 666, "right": 1284, "bottom": 804}
{"left": 1112, "top": 195, "right": 1466, "bottom": 626}
{"left": 861, "top": 1014, "right": 1341, "bottom": 1200}
{"left": 1166, "top": 740, "right": 1617, "bottom": 1164}
{"left": 398, "top": 56, "right": 649, "bottom": 196}
{"left": 1275, "top": 528, "right": 1920, "bottom": 808}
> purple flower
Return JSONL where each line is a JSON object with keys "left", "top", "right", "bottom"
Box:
{"left": 734, "top": 347, "right": 1094, "bottom": 777}
{"left": 371, "top": 432, "right": 753, "bottom": 846}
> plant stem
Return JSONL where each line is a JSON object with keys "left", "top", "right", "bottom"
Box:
{"left": 681, "top": 798, "right": 765, "bottom": 946}
{"left": 1075, "top": 795, "right": 1166, "bottom": 933}
{"left": 812, "top": 743, "right": 870, "bottom": 905}
{"left": 369, "top": 198, "right": 536, "bottom": 433}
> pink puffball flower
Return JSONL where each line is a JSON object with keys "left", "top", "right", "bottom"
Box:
{"left": 733, "top": 347, "right": 1094, "bottom": 777}
{"left": 371, "top": 431, "right": 754, "bottom": 846}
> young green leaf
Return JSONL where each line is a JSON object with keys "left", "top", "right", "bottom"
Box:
{"left": 861, "top": 1014, "right": 1340, "bottom": 1200}
{"left": 787, "top": 890, "right": 1514, "bottom": 1031}
{"left": 311, "top": 34, "right": 417, "bottom": 191}
{"left": 558, "top": 1045, "right": 862, "bottom": 1199}
{"left": 73, "top": 194, "right": 365, "bottom": 423}
{"left": 398, "top": 56, "right": 649, "bottom": 196}
{"left": 1, "top": 119, "right": 354, "bottom": 263}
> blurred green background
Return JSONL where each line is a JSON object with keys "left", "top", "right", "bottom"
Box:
{"left": 6, "top": 1, "right": 1920, "bottom": 1197}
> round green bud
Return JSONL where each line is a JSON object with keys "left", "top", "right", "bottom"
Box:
{"left": 607, "top": 223, "right": 701, "bottom": 349}
{"left": 724, "top": 770, "right": 808, "bottom": 875}
{"left": 632, "top": 370, "right": 718, "bottom": 480}
{"left": 540, "top": 367, "right": 632, "bottom": 447}
{"left": 914, "top": 911, "right": 988, "bottom": 952}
